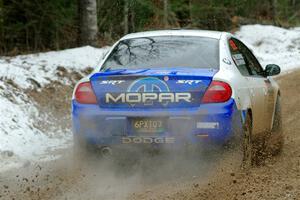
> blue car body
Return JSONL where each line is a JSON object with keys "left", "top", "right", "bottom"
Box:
{"left": 72, "top": 68, "right": 242, "bottom": 149}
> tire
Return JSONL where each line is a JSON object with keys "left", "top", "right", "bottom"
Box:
{"left": 266, "top": 97, "right": 284, "bottom": 156}
{"left": 248, "top": 96, "right": 284, "bottom": 166}
{"left": 242, "top": 113, "right": 253, "bottom": 168}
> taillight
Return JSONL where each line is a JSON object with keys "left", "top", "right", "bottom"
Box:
{"left": 202, "top": 81, "right": 232, "bottom": 103}
{"left": 75, "top": 82, "right": 97, "bottom": 104}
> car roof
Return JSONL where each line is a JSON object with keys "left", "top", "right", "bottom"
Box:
{"left": 120, "top": 29, "right": 224, "bottom": 40}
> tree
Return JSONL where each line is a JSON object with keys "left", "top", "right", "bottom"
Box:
{"left": 0, "top": 0, "right": 3, "bottom": 51}
{"left": 270, "top": 0, "right": 277, "bottom": 23}
{"left": 124, "top": 0, "right": 129, "bottom": 34}
{"left": 163, "top": 0, "right": 168, "bottom": 27}
{"left": 78, "top": 0, "right": 98, "bottom": 46}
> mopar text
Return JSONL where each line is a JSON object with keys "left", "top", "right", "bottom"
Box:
{"left": 105, "top": 92, "right": 191, "bottom": 104}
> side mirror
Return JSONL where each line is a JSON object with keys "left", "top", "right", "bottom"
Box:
{"left": 265, "top": 64, "right": 281, "bottom": 76}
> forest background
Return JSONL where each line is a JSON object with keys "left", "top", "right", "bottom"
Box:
{"left": 0, "top": 0, "right": 299, "bottom": 55}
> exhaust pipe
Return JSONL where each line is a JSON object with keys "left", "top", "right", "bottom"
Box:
{"left": 100, "top": 146, "right": 112, "bottom": 157}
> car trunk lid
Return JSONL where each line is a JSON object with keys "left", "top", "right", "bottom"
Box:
{"left": 90, "top": 68, "right": 218, "bottom": 108}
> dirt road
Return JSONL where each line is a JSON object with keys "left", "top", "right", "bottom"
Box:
{"left": 0, "top": 70, "right": 299, "bottom": 200}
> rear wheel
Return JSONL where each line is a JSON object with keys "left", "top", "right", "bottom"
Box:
{"left": 266, "top": 97, "right": 284, "bottom": 155}
{"left": 242, "top": 113, "right": 253, "bottom": 168}
{"left": 244, "top": 97, "right": 284, "bottom": 166}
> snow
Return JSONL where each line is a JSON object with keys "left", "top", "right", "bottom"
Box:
{"left": 0, "top": 46, "right": 110, "bottom": 89}
{"left": 0, "top": 25, "right": 300, "bottom": 172}
{"left": 0, "top": 46, "right": 110, "bottom": 172}
{"left": 235, "top": 24, "right": 300, "bottom": 72}
{"left": 0, "top": 90, "right": 68, "bottom": 170}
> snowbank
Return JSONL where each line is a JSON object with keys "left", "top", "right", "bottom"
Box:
{"left": 0, "top": 46, "right": 109, "bottom": 172}
{"left": 0, "top": 87, "right": 67, "bottom": 170}
{"left": 0, "top": 46, "right": 110, "bottom": 89}
{"left": 235, "top": 24, "right": 300, "bottom": 72}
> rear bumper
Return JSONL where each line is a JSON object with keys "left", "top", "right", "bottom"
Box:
{"left": 72, "top": 98, "right": 242, "bottom": 147}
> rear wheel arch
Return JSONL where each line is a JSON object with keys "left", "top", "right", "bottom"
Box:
{"left": 272, "top": 95, "right": 282, "bottom": 130}
{"left": 244, "top": 108, "right": 253, "bottom": 128}
{"left": 271, "top": 93, "right": 281, "bottom": 130}
{"left": 242, "top": 109, "right": 253, "bottom": 168}
{"left": 247, "top": 109, "right": 252, "bottom": 122}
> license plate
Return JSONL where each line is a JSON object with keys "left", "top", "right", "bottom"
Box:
{"left": 131, "top": 118, "right": 166, "bottom": 134}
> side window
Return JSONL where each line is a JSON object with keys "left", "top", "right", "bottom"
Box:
{"left": 235, "top": 40, "right": 264, "bottom": 76}
{"left": 229, "top": 39, "right": 251, "bottom": 76}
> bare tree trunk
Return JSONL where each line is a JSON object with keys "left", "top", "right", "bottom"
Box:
{"left": 270, "top": 0, "right": 277, "bottom": 24}
{"left": 0, "top": 0, "right": 3, "bottom": 52}
{"left": 163, "top": 0, "right": 168, "bottom": 28}
{"left": 130, "top": 4, "right": 135, "bottom": 33}
{"left": 188, "top": 0, "right": 193, "bottom": 25}
{"left": 124, "top": 0, "right": 129, "bottom": 34}
{"left": 78, "top": 0, "right": 98, "bottom": 46}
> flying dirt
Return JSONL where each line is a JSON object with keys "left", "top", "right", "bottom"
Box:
{"left": 0, "top": 70, "right": 299, "bottom": 200}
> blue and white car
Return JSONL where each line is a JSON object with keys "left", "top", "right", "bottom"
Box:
{"left": 72, "top": 30, "right": 283, "bottom": 165}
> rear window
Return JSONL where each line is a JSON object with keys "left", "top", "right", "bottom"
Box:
{"left": 101, "top": 36, "right": 219, "bottom": 71}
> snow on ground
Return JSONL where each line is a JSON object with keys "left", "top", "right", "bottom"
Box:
{"left": 0, "top": 46, "right": 110, "bottom": 89}
{"left": 0, "top": 25, "right": 300, "bottom": 172}
{"left": 235, "top": 24, "right": 300, "bottom": 72}
{"left": 0, "top": 46, "right": 109, "bottom": 172}
{"left": 0, "top": 86, "right": 66, "bottom": 170}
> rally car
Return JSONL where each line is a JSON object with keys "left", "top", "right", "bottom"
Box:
{"left": 72, "top": 30, "right": 283, "bottom": 165}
